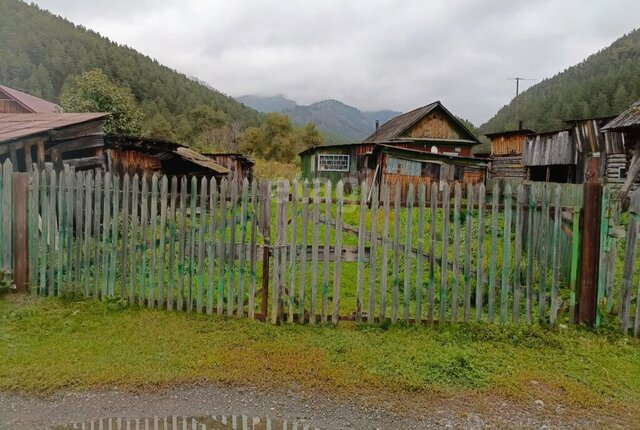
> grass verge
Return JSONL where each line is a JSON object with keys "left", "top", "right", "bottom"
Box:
{"left": 1, "top": 294, "right": 640, "bottom": 414}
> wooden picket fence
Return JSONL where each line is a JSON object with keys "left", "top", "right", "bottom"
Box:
{"left": 0, "top": 161, "right": 14, "bottom": 276}
{"left": 0, "top": 160, "right": 635, "bottom": 335}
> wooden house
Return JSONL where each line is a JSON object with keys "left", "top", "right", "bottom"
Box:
{"left": 299, "top": 101, "right": 485, "bottom": 194}
{"left": 203, "top": 152, "right": 254, "bottom": 182}
{"left": 602, "top": 101, "right": 640, "bottom": 201}
{"left": 484, "top": 128, "right": 535, "bottom": 179}
{"left": 0, "top": 84, "right": 62, "bottom": 114}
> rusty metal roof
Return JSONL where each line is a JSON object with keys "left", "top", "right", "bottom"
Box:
{"left": 602, "top": 100, "right": 640, "bottom": 131}
{"left": 484, "top": 129, "right": 536, "bottom": 138}
{"left": 0, "top": 113, "right": 109, "bottom": 143}
{"left": 0, "top": 85, "right": 62, "bottom": 113}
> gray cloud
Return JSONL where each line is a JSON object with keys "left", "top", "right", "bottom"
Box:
{"left": 33, "top": 0, "right": 640, "bottom": 125}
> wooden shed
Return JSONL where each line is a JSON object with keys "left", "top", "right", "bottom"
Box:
{"left": 104, "top": 135, "right": 229, "bottom": 180}
{"left": 0, "top": 112, "right": 109, "bottom": 173}
{"left": 203, "top": 152, "right": 254, "bottom": 182}
{"left": 484, "top": 128, "right": 535, "bottom": 179}
{"left": 370, "top": 144, "right": 487, "bottom": 200}
{"left": 523, "top": 128, "right": 578, "bottom": 182}
{"left": 602, "top": 100, "right": 640, "bottom": 201}
{"left": 563, "top": 116, "right": 625, "bottom": 186}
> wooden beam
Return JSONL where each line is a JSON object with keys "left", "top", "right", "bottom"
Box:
{"left": 23, "top": 141, "right": 33, "bottom": 174}
{"left": 619, "top": 148, "right": 640, "bottom": 204}
{"left": 36, "top": 141, "right": 45, "bottom": 171}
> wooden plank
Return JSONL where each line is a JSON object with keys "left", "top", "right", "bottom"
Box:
{"left": 512, "top": 184, "right": 525, "bottom": 324}
{"left": 120, "top": 174, "right": 130, "bottom": 297}
{"left": 39, "top": 169, "right": 48, "bottom": 295}
{"left": 391, "top": 182, "right": 401, "bottom": 323}
{"left": 248, "top": 179, "right": 257, "bottom": 319}
{"left": 65, "top": 172, "right": 75, "bottom": 294}
{"left": 500, "top": 183, "right": 512, "bottom": 323}
{"left": 414, "top": 184, "right": 425, "bottom": 324}
{"left": 29, "top": 169, "right": 40, "bottom": 291}
{"left": 356, "top": 180, "right": 367, "bottom": 323}
{"left": 332, "top": 180, "right": 344, "bottom": 325}
{"left": 488, "top": 181, "right": 500, "bottom": 323}
{"left": 260, "top": 180, "right": 271, "bottom": 319}
{"left": 226, "top": 178, "right": 238, "bottom": 317}
{"left": 440, "top": 182, "right": 450, "bottom": 324}
{"left": 310, "top": 180, "right": 320, "bottom": 324}
{"left": 216, "top": 178, "right": 227, "bottom": 315}
{"left": 569, "top": 206, "right": 581, "bottom": 323}
{"left": 380, "top": 182, "right": 390, "bottom": 321}
{"left": 279, "top": 180, "right": 289, "bottom": 322}
{"left": 128, "top": 175, "right": 139, "bottom": 304}
{"left": 403, "top": 183, "right": 414, "bottom": 323}
{"left": 167, "top": 176, "right": 178, "bottom": 310}
{"left": 56, "top": 171, "right": 65, "bottom": 296}
{"left": 196, "top": 177, "right": 208, "bottom": 313}
{"left": 620, "top": 190, "right": 640, "bottom": 334}
{"left": 463, "top": 183, "right": 474, "bottom": 321}
{"left": 298, "top": 180, "right": 310, "bottom": 320}
{"left": 108, "top": 174, "right": 120, "bottom": 297}
{"left": 189, "top": 176, "right": 198, "bottom": 313}
{"left": 157, "top": 176, "right": 168, "bottom": 306}
{"left": 237, "top": 178, "right": 249, "bottom": 318}
{"left": 272, "top": 180, "right": 284, "bottom": 324}
{"left": 525, "top": 185, "right": 535, "bottom": 323}
{"left": 475, "top": 183, "right": 486, "bottom": 322}
{"left": 147, "top": 175, "right": 158, "bottom": 308}
{"left": 539, "top": 186, "right": 550, "bottom": 322}
{"left": 322, "top": 180, "right": 332, "bottom": 323}
{"left": 139, "top": 175, "right": 148, "bottom": 306}
{"left": 81, "top": 172, "right": 92, "bottom": 298}
{"left": 101, "top": 173, "right": 112, "bottom": 298}
{"left": 428, "top": 182, "right": 437, "bottom": 323}
{"left": 452, "top": 182, "right": 462, "bottom": 322}
{"left": 12, "top": 173, "right": 28, "bottom": 293}
{"left": 287, "top": 179, "right": 298, "bottom": 323}
{"left": 177, "top": 176, "right": 188, "bottom": 311}
{"left": 550, "top": 185, "right": 562, "bottom": 324}
{"left": 368, "top": 183, "right": 379, "bottom": 324}
{"left": 207, "top": 177, "right": 219, "bottom": 315}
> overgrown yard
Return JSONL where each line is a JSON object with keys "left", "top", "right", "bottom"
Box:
{"left": 1, "top": 294, "right": 640, "bottom": 422}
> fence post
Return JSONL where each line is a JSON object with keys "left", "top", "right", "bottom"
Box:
{"left": 577, "top": 156, "right": 602, "bottom": 326}
{"left": 13, "top": 172, "right": 29, "bottom": 293}
{"left": 260, "top": 180, "right": 271, "bottom": 320}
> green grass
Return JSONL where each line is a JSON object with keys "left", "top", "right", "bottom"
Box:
{"left": 1, "top": 294, "right": 640, "bottom": 416}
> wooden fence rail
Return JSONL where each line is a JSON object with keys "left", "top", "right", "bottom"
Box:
{"left": 0, "top": 160, "right": 634, "bottom": 335}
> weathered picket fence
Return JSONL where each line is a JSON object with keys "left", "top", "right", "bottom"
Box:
{"left": 0, "top": 160, "right": 635, "bottom": 335}
{"left": 0, "top": 161, "right": 13, "bottom": 275}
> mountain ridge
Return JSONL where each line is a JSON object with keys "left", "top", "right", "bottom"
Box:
{"left": 236, "top": 94, "right": 401, "bottom": 144}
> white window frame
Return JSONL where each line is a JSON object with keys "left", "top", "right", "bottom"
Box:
{"left": 317, "top": 154, "right": 350, "bottom": 172}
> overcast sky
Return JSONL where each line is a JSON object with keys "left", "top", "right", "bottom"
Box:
{"left": 31, "top": 0, "right": 640, "bottom": 125}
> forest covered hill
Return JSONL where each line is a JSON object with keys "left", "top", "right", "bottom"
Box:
{"left": 0, "top": 0, "right": 262, "bottom": 143}
{"left": 237, "top": 95, "right": 401, "bottom": 144}
{"left": 481, "top": 28, "right": 640, "bottom": 133}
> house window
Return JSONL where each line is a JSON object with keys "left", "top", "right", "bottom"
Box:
{"left": 318, "top": 154, "right": 350, "bottom": 172}
{"left": 422, "top": 162, "right": 441, "bottom": 181}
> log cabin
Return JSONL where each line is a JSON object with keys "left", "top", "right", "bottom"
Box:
{"left": 203, "top": 152, "right": 254, "bottom": 183}
{"left": 484, "top": 127, "right": 535, "bottom": 180}
{"left": 602, "top": 100, "right": 640, "bottom": 201}
{"left": 299, "top": 101, "right": 486, "bottom": 196}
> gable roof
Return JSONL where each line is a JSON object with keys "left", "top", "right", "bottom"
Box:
{"left": 0, "top": 112, "right": 108, "bottom": 143}
{"left": 0, "top": 85, "right": 62, "bottom": 113}
{"left": 602, "top": 100, "right": 640, "bottom": 131}
{"left": 363, "top": 101, "right": 480, "bottom": 144}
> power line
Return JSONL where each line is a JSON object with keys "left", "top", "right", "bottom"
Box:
{"left": 507, "top": 77, "right": 536, "bottom": 98}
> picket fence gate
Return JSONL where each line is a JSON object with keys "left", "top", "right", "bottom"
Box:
{"left": 0, "top": 159, "right": 635, "bottom": 334}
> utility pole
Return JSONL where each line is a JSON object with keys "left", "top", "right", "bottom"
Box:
{"left": 508, "top": 77, "right": 536, "bottom": 98}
